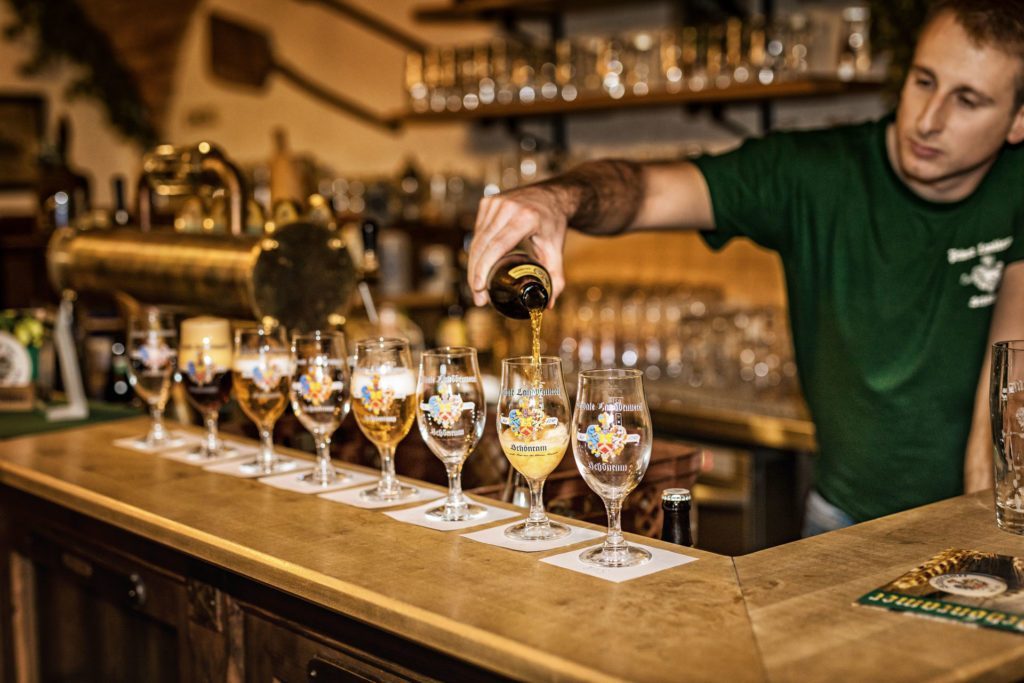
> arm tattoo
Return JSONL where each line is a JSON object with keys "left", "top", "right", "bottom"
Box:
{"left": 537, "top": 159, "right": 645, "bottom": 236}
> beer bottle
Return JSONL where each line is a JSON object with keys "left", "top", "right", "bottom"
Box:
{"left": 661, "top": 488, "right": 694, "bottom": 547}
{"left": 486, "top": 251, "right": 551, "bottom": 320}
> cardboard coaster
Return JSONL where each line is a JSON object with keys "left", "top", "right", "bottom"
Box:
{"left": 160, "top": 439, "right": 257, "bottom": 465}
{"left": 114, "top": 432, "right": 198, "bottom": 453}
{"left": 259, "top": 467, "right": 376, "bottom": 494}
{"left": 203, "top": 454, "right": 310, "bottom": 479}
{"left": 462, "top": 521, "right": 603, "bottom": 552}
{"left": 384, "top": 498, "right": 521, "bottom": 531}
{"left": 318, "top": 482, "right": 443, "bottom": 510}
{"left": 540, "top": 543, "right": 698, "bottom": 583}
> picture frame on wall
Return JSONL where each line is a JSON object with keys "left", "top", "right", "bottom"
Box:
{"left": 0, "top": 94, "right": 46, "bottom": 189}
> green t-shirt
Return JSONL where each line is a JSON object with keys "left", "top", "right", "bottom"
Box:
{"left": 694, "top": 116, "right": 1024, "bottom": 522}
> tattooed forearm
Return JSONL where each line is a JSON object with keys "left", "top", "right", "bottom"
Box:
{"left": 536, "top": 159, "right": 646, "bottom": 236}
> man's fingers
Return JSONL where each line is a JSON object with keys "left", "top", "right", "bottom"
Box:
{"left": 468, "top": 198, "right": 515, "bottom": 293}
{"left": 470, "top": 203, "right": 538, "bottom": 294}
{"left": 531, "top": 235, "right": 567, "bottom": 305}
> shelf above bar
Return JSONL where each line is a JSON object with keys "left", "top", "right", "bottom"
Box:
{"left": 403, "top": 77, "right": 884, "bottom": 123}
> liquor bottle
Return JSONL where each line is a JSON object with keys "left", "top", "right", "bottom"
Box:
{"left": 661, "top": 488, "right": 694, "bottom": 547}
{"left": 112, "top": 176, "right": 131, "bottom": 226}
{"left": 37, "top": 116, "right": 91, "bottom": 230}
{"left": 486, "top": 251, "right": 551, "bottom": 320}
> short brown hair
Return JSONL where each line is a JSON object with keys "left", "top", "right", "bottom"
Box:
{"left": 925, "top": 0, "right": 1024, "bottom": 107}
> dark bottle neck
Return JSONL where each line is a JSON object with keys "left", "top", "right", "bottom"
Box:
{"left": 521, "top": 281, "right": 549, "bottom": 311}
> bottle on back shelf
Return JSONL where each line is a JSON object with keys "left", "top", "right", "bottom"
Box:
{"left": 661, "top": 488, "right": 694, "bottom": 547}
{"left": 486, "top": 251, "right": 551, "bottom": 320}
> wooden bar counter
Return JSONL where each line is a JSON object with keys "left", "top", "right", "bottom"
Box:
{"left": 1, "top": 418, "right": 1023, "bottom": 682}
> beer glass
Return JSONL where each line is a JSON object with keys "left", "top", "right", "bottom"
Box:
{"left": 991, "top": 340, "right": 1024, "bottom": 534}
{"left": 233, "top": 326, "right": 298, "bottom": 475}
{"left": 290, "top": 331, "right": 352, "bottom": 487}
{"left": 126, "top": 308, "right": 179, "bottom": 449}
{"left": 572, "top": 368, "right": 653, "bottom": 567}
{"left": 178, "top": 317, "right": 236, "bottom": 460}
{"left": 416, "top": 347, "right": 487, "bottom": 521}
{"left": 498, "top": 357, "right": 572, "bottom": 540}
{"left": 352, "top": 338, "right": 418, "bottom": 501}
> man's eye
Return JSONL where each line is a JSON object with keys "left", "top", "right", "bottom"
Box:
{"left": 958, "top": 95, "right": 978, "bottom": 108}
{"left": 915, "top": 78, "right": 934, "bottom": 88}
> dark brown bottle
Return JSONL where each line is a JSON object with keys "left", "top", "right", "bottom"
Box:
{"left": 486, "top": 251, "right": 551, "bottom": 320}
{"left": 661, "top": 488, "right": 694, "bottom": 547}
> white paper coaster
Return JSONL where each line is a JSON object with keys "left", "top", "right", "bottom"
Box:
{"left": 259, "top": 467, "right": 376, "bottom": 494}
{"left": 384, "top": 499, "right": 521, "bottom": 531}
{"left": 462, "top": 521, "right": 604, "bottom": 552}
{"left": 318, "top": 482, "right": 444, "bottom": 509}
{"left": 202, "top": 454, "right": 310, "bottom": 479}
{"left": 540, "top": 543, "right": 698, "bottom": 583}
{"left": 114, "top": 432, "right": 199, "bottom": 453}
{"left": 159, "top": 439, "right": 257, "bottom": 465}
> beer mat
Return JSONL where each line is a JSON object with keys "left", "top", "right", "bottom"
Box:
{"left": 461, "top": 521, "right": 603, "bottom": 553}
{"left": 113, "top": 432, "right": 198, "bottom": 453}
{"left": 856, "top": 548, "right": 1024, "bottom": 635}
{"left": 384, "top": 498, "right": 521, "bottom": 531}
{"left": 319, "top": 483, "right": 444, "bottom": 510}
{"left": 259, "top": 467, "right": 376, "bottom": 494}
{"left": 159, "top": 440, "right": 257, "bottom": 465}
{"left": 202, "top": 455, "right": 310, "bottom": 479}
{"left": 540, "top": 544, "right": 698, "bottom": 583}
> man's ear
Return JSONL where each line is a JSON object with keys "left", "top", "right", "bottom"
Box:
{"left": 1008, "top": 102, "right": 1024, "bottom": 145}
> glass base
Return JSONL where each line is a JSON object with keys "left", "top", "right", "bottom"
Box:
{"left": 298, "top": 468, "right": 352, "bottom": 488}
{"left": 132, "top": 433, "right": 187, "bottom": 451}
{"left": 505, "top": 519, "right": 571, "bottom": 541}
{"left": 425, "top": 502, "right": 487, "bottom": 522}
{"left": 238, "top": 455, "right": 299, "bottom": 476}
{"left": 996, "top": 500, "right": 1024, "bottom": 534}
{"left": 359, "top": 481, "right": 418, "bottom": 502}
{"left": 186, "top": 443, "right": 239, "bottom": 462}
{"left": 580, "top": 543, "right": 652, "bottom": 568}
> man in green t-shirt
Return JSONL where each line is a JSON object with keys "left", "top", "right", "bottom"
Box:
{"left": 467, "top": 0, "right": 1024, "bottom": 532}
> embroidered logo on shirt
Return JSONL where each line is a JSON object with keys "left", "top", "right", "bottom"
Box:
{"left": 949, "top": 236, "right": 1013, "bottom": 309}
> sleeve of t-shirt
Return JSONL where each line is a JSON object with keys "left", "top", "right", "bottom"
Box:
{"left": 692, "top": 132, "right": 802, "bottom": 255}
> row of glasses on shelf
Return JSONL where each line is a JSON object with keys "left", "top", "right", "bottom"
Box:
{"left": 406, "top": 11, "right": 871, "bottom": 113}
{"left": 124, "top": 309, "right": 655, "bottom": 568}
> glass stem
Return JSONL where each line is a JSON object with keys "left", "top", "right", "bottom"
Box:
{"left": 378, "top": 444, "right": 397, "bottom": 494}
{"left": 603, "top": 499, "right": 626, "bottom": 552}
{"left": 315, "top": 435, "right": 334, "bottom": 482}
{"left": 445, "top": 464, "right": 467, "bottom": 516}
{"left": 526, "top": 478, "right": 548, "bottom": 526}
{"left": 204, "top": 412, "right": 220, "bottom": 458}
{"left": 149, "top": 405, "right": 166, "bottom": 444}
{"left": 258, "top": 425, "right": 275, "bottom": 469}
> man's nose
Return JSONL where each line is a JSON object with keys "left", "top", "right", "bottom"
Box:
{"left": 916, "top": 93, "right": 947, "bottom": 138}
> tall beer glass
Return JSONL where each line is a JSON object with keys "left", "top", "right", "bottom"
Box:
{"left": 178, "top": 317, "right": 235, "bottom": 460}
{"left": 572, "top": 368, "right": 653, "bottom": 567}
{"left": 126, "top": 307, "right": 178, "bottom": 449}
{"left": 991, "top": 340, "right": 1024, "bottom": 534}
{"left": 233, "top": 326, "right": 298, "bottom": 475}
{"left": 290, "top": 331, "right": 351, "bottom": 486}
{"left": 352, "top": 338, "right": 418, "bottom": 501}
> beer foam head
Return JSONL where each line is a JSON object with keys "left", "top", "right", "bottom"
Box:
{"left": 353, "top": 367, "right": 416, "bottom": 398}
{"left": 180, "top": 317, "right": 232, "bottom": 368}
{"left": 500, "top": 422, "right": 569, "bottom": 447}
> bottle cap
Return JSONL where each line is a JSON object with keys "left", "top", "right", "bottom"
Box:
{"left": 662, "top": 488, "right": 691, "bottom": 503}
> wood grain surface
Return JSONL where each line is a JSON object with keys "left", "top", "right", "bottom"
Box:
{"left": 0, "top": 418, "right": 762, "bottom": 683}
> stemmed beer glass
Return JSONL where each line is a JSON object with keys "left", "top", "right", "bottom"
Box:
{"left": 572, "top": 368, "right": 653, "bottom": 567}
{"left": 233, "top": 326, "right": 298, "bottom": 475}
{"left": 416, "top": 347, "right": 487, "bottom": 521}
{"left": 178, "top": 316, "right": 236, "bottom": 460}
{"left": 126, "top": 307, "right": 181, "bottom": 449}
{"left": 497, "top": 357, "right": 572, "bottom": 540}
{"left": 290, "top": 331, "right": 352, "bottom": 487}
{"left": 352, "top": 338, "right": 418, "bottom": 501}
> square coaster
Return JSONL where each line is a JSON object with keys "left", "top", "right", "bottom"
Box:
{"left": 462, "top": 521, "right": 604, "bottom": 552}
{"left": 114, "top": 432, "right": 199, "bottom": 453}
{"left": 540, "top": 543, "right": 698, "bottom": 583}
{"left": 384, "top": 498, "right": 521, "bottom": 531}
{"left": 318, "top": 482, "right": 444, "bottom": 510}
{"left": 203, "top": 454, "right": 311, "bottom": 479}
{"left": 160, "top": 439, "right": 257, "bottom": 465}
{"left": 259, "top": 467, "right": 376, "bottom": 494}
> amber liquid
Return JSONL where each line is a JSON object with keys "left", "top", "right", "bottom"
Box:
{"left": 181, "top": 371, "right": 232, "bottom": 414}
{"left": 234, "top": 376, "right": 290, "bottom": 427}
{"left": 530, "top": 308, "right": 543, "bottom": 369}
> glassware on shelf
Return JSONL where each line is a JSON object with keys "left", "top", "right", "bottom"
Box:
{"left": 837, "top": 6, "right": 871, "bottom": 81}
{"left": 497, "top": 356, "right": 572, "bottom": 541}
{"left": 290, "top": 331, "right": 352, "bottom": 487}
{"left": 233, "top": 325, "right": 299, "bottom": 475}
{"left": 416, "top": 347, "right": 487, "bottom": 521}
{"left": 177, "top": 316, "right": 236, "bottom": 460}
{"left": 572, "top": 368, "right": 653, "bottom": 567}
{"left": 126, "top": 307, "right": 180, "bottom": 449}
{"left": 352, "top": 337, "right": 418, "bottom": 502}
